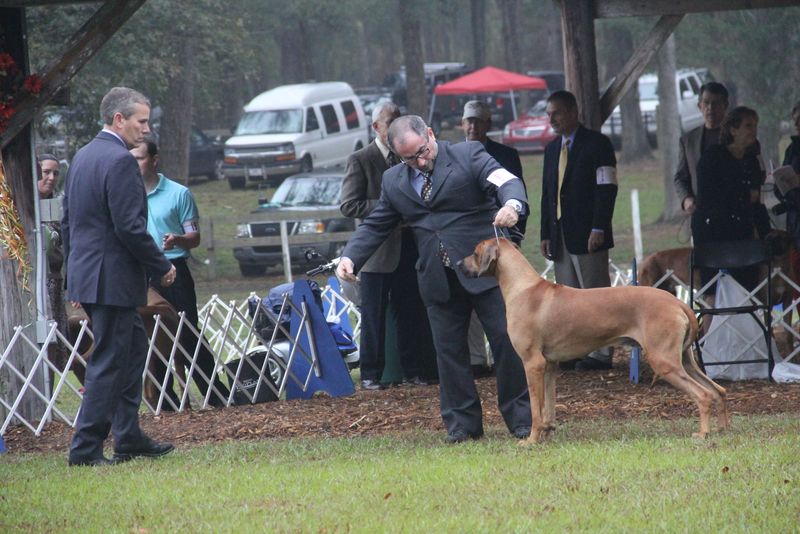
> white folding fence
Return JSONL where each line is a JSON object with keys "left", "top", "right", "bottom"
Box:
{"left": 1, "top": 262, "right": 798, "bottom": 437}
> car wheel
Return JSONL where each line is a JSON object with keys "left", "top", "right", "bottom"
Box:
{"left": 267, "top": 353, "right": 285, "bottom": 387}
{"left": 228, "top": 175, "right": 246, "bottom": 189}
{"left": 239, "top": 263, "right": 266, "bottom": 277}
{"left": 211, "top": 159, "right": 224, "bottom": 181}
{"left": 300, "top": 155, "right": 313, "bottom": 173}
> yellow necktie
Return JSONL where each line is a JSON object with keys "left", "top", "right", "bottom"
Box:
{"left": 556, "top": 139, "right": 569, "bottom": 220}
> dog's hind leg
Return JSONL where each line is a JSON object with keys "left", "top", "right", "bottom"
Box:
{"left": 681, "top": 346, "right": 730, "bottom": 431}
{"left": 649, "top": 347, "right": 716, "bottom": 438}
{"left": 520, "top": 350, "right": 548, "bottom": 446}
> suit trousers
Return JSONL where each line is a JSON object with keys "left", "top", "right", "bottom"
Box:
{"left": 69, "top": 304, "right": 147, "bottom": 461}
{"left": 426, "top": 268, "right": 531, "bottom": 436}
{"left": 150, "top": 258, "right": 229, "bottom": 407}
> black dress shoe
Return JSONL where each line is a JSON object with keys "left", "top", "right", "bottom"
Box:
{"left": 512, "top": 427, "right": 531, "bottom": 439}
{"left": 68, "top": 456, "right": 121, "bottom": 467}
{"left": 401, "top": 376, "right": 428, "bottom": 386}
{"left": 113, "top": 438, "right": 175, "bottom": 461}
{"left": 444, "top": 430, "right": 484, "bottom": 444}
{"left": 360, "top": 379, "right": 385, "bottom": 391}
{"left": 575, "top": 357, "right": 612, "bottom": 371}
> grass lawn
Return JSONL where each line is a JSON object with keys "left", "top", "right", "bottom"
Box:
{"left": 3, "top": 414, "right": 799, "bottom": 532}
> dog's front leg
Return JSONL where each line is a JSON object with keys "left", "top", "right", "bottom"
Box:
{"left": 520, "top": 350, "right": 548, "bottom": 446}
{"left": 542, "top": 360, "right": 558, "bottom": 437}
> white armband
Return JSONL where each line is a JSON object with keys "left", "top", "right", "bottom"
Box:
{"left": 182, "top": 220, "right": 199, "bottom": 233}
{"left": 596, "top": 166, "right": 617, "bottom": 185}
{"left": 487, "top": 168, "right": 518, "bottom": 188}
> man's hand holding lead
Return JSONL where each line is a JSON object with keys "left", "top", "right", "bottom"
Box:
{"left": 493, "top": 205, "right": 519, "bottom": 228}
{"left": 336, "top": 257, "right": 358, "bottom": 282}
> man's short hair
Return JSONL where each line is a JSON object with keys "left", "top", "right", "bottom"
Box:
{"left": 546, "top": 90, "right": 578, "bottom": 110}
{"left": 371, "top": 101, "right": 400, "bottom": 123}
{"left": 100, "top": 87, "right": 150, "bottom": 126}
{"left": 698, "top": 82, "right": 729, "bottom": 105}
{"left": 142, "top": 134, "right": 159, "bottom": 157}
{"left": 462, "top": 100, "right": 491, "bottom": 122}
{"left": 387, "top": 115, "right": 428, "bottom": 152}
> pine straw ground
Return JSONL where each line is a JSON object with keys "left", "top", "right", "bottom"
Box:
{"left": 6, "top": 352, "right": 800, "bottom": 455}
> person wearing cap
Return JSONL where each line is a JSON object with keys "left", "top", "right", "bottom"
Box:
{"left": 460, "top": 100, "right": 528, "bottom": 378}
{"left": 540, "top": 90, "right": 618, "bottom": 371}
{"left": 340, "top": 102, "right": 436, "bottom": 390}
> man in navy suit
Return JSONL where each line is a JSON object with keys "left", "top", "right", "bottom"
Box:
{"left": 337, "top": 115, "right": 531, "bottom": 443}
{"left": 63, "top": 87, "right": 177, "bottom": 466}
{"left": 540, "top": 90, "right": 618, "bottom": 371}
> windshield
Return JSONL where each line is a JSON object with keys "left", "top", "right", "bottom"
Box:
{"left": 271, "top": 176, "right": 341, "bottom": 206}
{"left": 639, "top": 80, "right": 658, "bottom": 101}
{"left": 526, "top": 100, "right": 547, "bottom": 118}
{"left": 235, "top": 109, "right": 304, "bottom": 135}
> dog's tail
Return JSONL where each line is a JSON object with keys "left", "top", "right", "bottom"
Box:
{"left": 679, "top": 304, "right": 727, "bottom": 397}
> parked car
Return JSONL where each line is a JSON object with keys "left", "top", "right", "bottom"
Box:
{"left": 233, "top": 171, "right": 355, "bottom": 277}
{"left": 501, "top": 100, "right": 557, "bottom": 153}
{"left": 150, "top": 108, "right": 224, "bottom": 181}
{"left": 223, "top": 82, "right": 368, "bottom": 190}
{"left": 602, "top": 68, "right": 711, "bottom": 146}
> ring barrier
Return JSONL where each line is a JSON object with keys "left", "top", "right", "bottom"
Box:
{"left": 1, "top": 262, "right": 797, "bottom": 437}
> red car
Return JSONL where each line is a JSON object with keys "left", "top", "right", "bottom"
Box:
{"left": 501, "top": 100, "right": 557, "bottom": 153}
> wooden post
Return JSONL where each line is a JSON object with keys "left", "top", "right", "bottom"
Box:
{"left": 204, "top": 217, "right": 217, "bottom": 280}
{"left": 560, "top": 0, "right": 601, "bottom": 130}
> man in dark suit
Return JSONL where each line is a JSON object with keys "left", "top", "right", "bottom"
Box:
{"left": 340, "top": 102, "right": 435, "bottom": 390}
{"left": 460, "top": 100, "right": 527, "bottom": 377}
{"left": 674, "top": 82, "right": 729, "bottom": 215}
{"left": 337, "top": 115, "right": 531, "bottom": 443}
{"left": 62, "top": 87, "right": 177, "bottom": 466}
{"left": 540, "top": 90, "right": 618, "bottom": 371}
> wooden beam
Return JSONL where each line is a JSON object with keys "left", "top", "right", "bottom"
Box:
{"left": 595, "top": 0, "right": 800, "bottom": 18}
{"left": 0, "top": 0, "right": 146, "bottom": 150}
{"left": 599, "top": 14, "right": 683, "bottom": 123}
{"left": 561, "top": 0, "right": 601, "bottom": 130}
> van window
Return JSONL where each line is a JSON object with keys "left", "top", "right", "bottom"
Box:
{"left": 320, "top": 104, "right": 340, "bottom": 134}
{"left": 687, "top": 75, "right": 700, "bottom": 95}
{"left": 235, "top": 109, "right": 303, "bottom": 135}
{"left": 306, "top": 107, "right": 319, "bottom": 132}
{"left": 679, "top": 79, "right": 692, "bottom": 99}
{"left": 340, "top": 100, "right": 360, "bottom": 130}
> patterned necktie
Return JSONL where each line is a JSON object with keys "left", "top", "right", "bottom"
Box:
{"left": 556, "top": 138, "right": 570, "bottom": 220}
{"left": 387, "top": 151, "right": 399, "bottom": 167}
{"left": 419, "top": 171, "right": 451, "bottom": 267}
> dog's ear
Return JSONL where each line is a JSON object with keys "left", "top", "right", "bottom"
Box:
{"left": 477, "top": 241, "right": 498, "bottom": 276}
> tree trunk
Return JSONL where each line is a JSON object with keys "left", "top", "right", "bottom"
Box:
{"left": 398, "top": 0, "right": 427, "bottom": 119}
{"left": 657, "top": 35, "right": 682, "bottom": 221}
{"left": 159, "top": 37, "right": 196, "bottom": 186}
{"left": 470, "top": 0, "right": 486, "bottom": 68}
{"left": 497, "top": 0, "right": 521, "bottom": 72}
{"left": 560, "top": 0, "right": 600, "bottom": 130}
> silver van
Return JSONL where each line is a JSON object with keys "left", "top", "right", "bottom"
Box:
{"left": 223, "top": 82, "right": 368, "bottom": 189}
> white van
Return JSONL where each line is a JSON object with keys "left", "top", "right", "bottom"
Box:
{"left": 223, "top": 82, "right": 368, "bottom": 189}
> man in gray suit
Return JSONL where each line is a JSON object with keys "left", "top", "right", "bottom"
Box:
{"left": 340, "top": 102, "right": 434, "bottom": 390}
{"left": 674, "top": 82, "right": 729, "bottom": 215}
{"left": 337, "top": 115, "right": 531, "bottom": 443}
{"left": 63, "top": 87, "right": 176, "bottom": 466}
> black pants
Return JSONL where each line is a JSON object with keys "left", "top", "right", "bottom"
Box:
{"left": 69, "top": 304, "right": 147, "bottom": 462}
{"left": 425, "top": 268, "right": 530, "bottom": 436}
{"left": 151, "top": 258, "right": 229, "bottom": 407}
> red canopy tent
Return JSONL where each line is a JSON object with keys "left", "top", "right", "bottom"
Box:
{"left": 429, "top": 66, "right": 547, "bottom": 123}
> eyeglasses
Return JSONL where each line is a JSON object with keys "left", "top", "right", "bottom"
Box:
{"left": 400, "top": 135, "right": 431, "bottom": 164}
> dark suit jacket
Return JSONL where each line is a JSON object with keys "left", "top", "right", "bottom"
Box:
{"left": 674, "top": 125, "right": 722, "bottom": 206}
{"left": 62, "top": 131, "right": 171, "bottom": 307}
{"left": 343, "top": 140, "right": 527, "bottom": 305}
{"left": 484, "top": 138, "right": 527, "bottom": 243}
{"left": 540, "top": 124, "right": 617, "bottom": 255}
{"left": 340, "top": 141, "right": 401, "bottom": 273}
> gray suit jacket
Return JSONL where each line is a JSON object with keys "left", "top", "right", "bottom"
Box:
{"left": 62, "top": 131, "right": 172, "bottom": 307}
{"left": 340, "top": 141, "right": 401, "bottom": 273}
{"left": 675, "top": 125, "right": 718, "bottom": 205}
{"left": 343, "top": 140, "right": 527, "bottom": 305}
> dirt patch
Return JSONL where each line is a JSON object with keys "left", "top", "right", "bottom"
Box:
{"left": 6, "top": 358, "right": 800, "bottom": 455}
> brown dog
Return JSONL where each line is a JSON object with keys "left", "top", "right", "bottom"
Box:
{"left": 459, "top": 238, "right": 729, "bottom": 444}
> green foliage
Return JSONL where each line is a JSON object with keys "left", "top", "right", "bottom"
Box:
{"left": 2, "top": 414, "right": 799, "bottom": 532}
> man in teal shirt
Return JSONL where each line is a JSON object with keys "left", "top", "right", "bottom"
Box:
{"left": 131, "top": 137, "right": 229, "bottom": 408}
